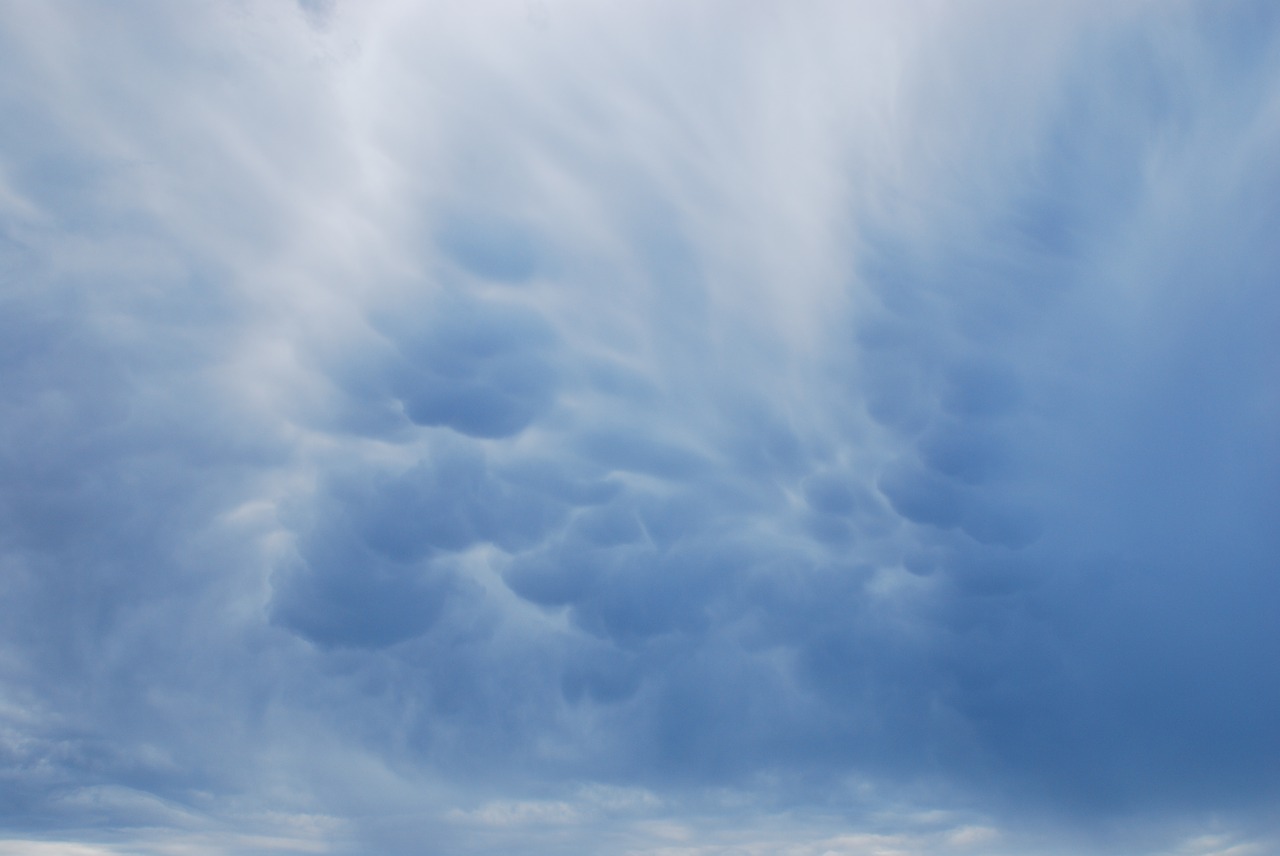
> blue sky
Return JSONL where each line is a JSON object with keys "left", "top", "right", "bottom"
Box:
{"left": 1, "top": 2, "right": 1277, "bottom": 854}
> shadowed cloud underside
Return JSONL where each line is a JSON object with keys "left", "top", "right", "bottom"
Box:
{"left": 0, "top": 2, "right": 1277, "bottom": 855}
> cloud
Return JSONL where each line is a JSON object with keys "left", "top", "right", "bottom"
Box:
{"left": 1, "top": 1, "right": 1277, "bottom": 855}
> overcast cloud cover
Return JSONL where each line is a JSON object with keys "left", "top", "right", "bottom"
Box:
{"left": 1, "top": 1, "right": 1278, "bottom": 854}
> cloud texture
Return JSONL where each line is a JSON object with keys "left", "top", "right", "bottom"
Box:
{"left": 1, "top": 2, "right": 1277, "bottom": 854}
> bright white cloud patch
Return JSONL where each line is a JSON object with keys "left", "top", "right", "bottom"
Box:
{"left": 1, "top": 2, "right": 1278, "bottom": 855}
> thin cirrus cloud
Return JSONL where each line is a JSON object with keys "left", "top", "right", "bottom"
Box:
{"left": 0, "top": 1, "right": 1277, "bottom": 855}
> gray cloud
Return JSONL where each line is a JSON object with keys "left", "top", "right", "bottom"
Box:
{"left": 1, "top": 2, "right": 1277, "bottom": 855}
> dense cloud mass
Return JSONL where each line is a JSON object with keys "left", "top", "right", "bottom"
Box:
{"left": 1, "top": 2, "right": 1278, "bottom": 855}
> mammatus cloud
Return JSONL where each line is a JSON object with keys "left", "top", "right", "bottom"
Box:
{"left": 1, "top": 1, "right": 1277, "bottom": 854}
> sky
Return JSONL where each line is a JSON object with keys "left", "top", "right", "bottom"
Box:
{"left": 0, "top": 1, "right": 1277, "bottom": 854}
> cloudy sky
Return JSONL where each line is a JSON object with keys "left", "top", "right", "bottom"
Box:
{"left": 1, "top": 1, "right": 1278, "bottom": 854}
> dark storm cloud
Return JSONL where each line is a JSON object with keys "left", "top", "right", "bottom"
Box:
{"left": 1, "top": 2, "right": 1277, "bottom": 856}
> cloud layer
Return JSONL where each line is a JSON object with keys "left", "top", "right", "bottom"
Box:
{"left": 1, "top": 2, "right": 1277, "bottom": 854}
